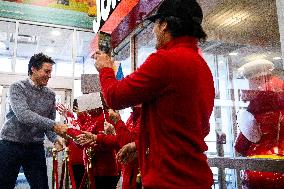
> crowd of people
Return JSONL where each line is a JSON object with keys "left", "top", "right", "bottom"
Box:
{"left": 4, "top": 0, "right": 283, "bottom": 188}
{"left": 0, "top": 0, "right": 215, "bottom": 188}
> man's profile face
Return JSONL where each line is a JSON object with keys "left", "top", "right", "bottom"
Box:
{"left": 153, "top": 20, "right": 163, "bottom": 49}
{"left": 31, "top": 62, "right": 53, "bottom": 86}
{"left": 153, "top": 19, "right": 168, "bottom": 49}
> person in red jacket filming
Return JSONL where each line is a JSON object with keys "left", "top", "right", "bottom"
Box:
{"left": 94, "top": 0, "right": 215, "bottom": 188}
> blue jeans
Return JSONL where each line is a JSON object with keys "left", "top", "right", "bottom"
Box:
{"left": 0, "top": 140, "right": 49, "bottom": 189}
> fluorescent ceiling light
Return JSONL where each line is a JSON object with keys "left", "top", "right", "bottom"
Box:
{"left": 229, "top": 52, "right": 238, "bottom": 56}
{"left": 273, "top": 57, "right": 281, "bottom": 60}
{"left": 51, "top": 30, "right": 61, "bottom": 36}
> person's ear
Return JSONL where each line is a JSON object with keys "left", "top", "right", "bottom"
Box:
{"left": 160, "top": 21, "right": 168, "bottom": 33}
{"left": 31, "top": 67, "right": 36, "bottom": 74}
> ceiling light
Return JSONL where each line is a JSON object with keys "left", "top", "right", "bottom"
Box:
{"left": 229, "top": 52, "right": 238, "bottom": 56}
{"left": 273, "top": 57, "right": 281, "bottom": 60}
{"left": 215, "top": 11, "right": 250, "bottom": 27}
{"left": 51, "top": 30, "right": 61, "bottom": 36}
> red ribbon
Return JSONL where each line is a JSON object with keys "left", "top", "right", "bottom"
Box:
{"left": 52, "top": 158, "right": 59, "bottom": 189}
{"left": 68, "top": 160, "right": 77, "bottom": 189}
{"left": 87, "top": 167, "right": 96, "bottom": 189}
{"left": 79, "top": 171, "right": 88, "bottom": 189}
{"left": 59, "top": 161, "right": 65, "bottom": 189}
{"left": 62, "top": 109, "right": 105, "bottom": 189}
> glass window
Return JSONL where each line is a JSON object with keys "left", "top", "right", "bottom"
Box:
{"left": 14, "top": 58, "right": 28, "bottom": 73}
{"left": 55, "top": 60, "right": 73, "bottom": 77}
{"left": 0, "top": 20, "right": 15, "bottom": 72}
{"left": 74, "top": 58, "right": 84, "bottom": 77}
{"left": 114, "top": 43, "right": 131, "bottom": 76}
{"left": 83, "top": 57, "right": 98, "bottom": 74}
{"left": 200, "top": 0, "right": 283, "bottom": 159}
{"left": 113, "top": 43, "right": 132, "bottom": 119}
{"left": 16, "top": 23, "right": 73, "bottom": 76}
{"left": 135, "top": 24, "right": 156, "bottom": 68}
{"left": 74, "top": 31, "right": 98, "bottom": 99}
{"left": 0, "top": 85, "right": 2, "bottom": 121}
{"left": 74, "top": 79, "right": 83, "bottom": 99}
{"left": 75, "top": 31, "right": 96, "bottom": 77}
{"left": 199, "top": 0, "right": 284, "bottom": 187}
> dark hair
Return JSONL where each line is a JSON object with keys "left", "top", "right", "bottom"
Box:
{"left": 158, "top": 16, "right": 207, "bottom": 41}
{"left": 28, "top": 53, "right": 55, "bottom": 76}
{"left": 147, "top": 0, "right": 207, "bottom": 41}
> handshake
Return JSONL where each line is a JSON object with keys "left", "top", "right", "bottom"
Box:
{"left": 53, "top": 124, "right": 97, "bottom": 147}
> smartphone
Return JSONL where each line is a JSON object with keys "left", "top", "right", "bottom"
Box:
{"left": 98, "top": 31, "right": 111, "bottom": 55}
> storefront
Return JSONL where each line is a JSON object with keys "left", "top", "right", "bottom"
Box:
{"left": 0, "top": 0, "right": 284, "bottom": 188}
{"left": 110, "top": 0, "right": 284, "bottom": 188}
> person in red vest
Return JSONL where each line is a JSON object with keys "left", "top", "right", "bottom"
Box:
{"left": 235, "top": 59, "right": 284, "bottom": 189}
{"left": 108, "top": 106, "right": 142, "bottom": 189}
{"left": 56, "top": 102, "right": 86, "bottom": 189}
{"left": 93, "top": 0, "right": 215, "bottom": 188}
{"left": 77, "top": 107, "right": 120, "bottom": 189}
{"left": 57, "top": 100, "right": 120, "bottom": 189}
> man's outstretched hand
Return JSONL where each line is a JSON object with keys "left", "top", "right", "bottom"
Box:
{"left": 117, "top": 142, "right": 137, "bottom": 164}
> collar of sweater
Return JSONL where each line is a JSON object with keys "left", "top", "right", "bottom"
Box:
{"left": 27, "top": 78, "right": 44, "bottom": 90}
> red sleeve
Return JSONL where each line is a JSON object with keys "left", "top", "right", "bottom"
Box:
{"left": 99, "top": 52, "right": 169, "bottom": 110}
{"left": 66, "top": 111, "right": 75, "bottom": 119}
{"left": 234, "top": 132, "right": 252, "bottom": 156}
{"left": 96, "top": 134, "right": 119, "bottom": 149}
{"left": 114, "top": 120, "right": 133, "bottom": 147}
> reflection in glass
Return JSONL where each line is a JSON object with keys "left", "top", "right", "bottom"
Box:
{"left": 74, "top": 79, "right": 83, "bottom": 98}
{"left": 135, "top": 24, "right": 156, "bottom": 68}
{"left": 199, "top": 0, "right": 284, "bottom": 188}
{"left": 113, "top": 43, "right": 132, "bottom": 121}
{"left": 16, "top": 23, "right": 73, "bottom": 76}
{"left": 75, "top": 31, "right": 96, "bottom": 77}
{"left": 114, "top": 43, "right": 131, "bottom": 76}
{"left": 0, "top": 20, "right": 15, "bottom": 72}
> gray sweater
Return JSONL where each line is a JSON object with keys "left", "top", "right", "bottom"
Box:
{"left": 0, "top": 78, "right": 58, "bottom": 144}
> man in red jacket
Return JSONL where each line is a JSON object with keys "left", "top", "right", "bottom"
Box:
{"left": 94, "top": 0, "right": 215, "bottom": 188}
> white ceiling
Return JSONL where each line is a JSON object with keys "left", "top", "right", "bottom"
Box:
{"left": 198, "top": 0, "right": 282, "bottom": 67}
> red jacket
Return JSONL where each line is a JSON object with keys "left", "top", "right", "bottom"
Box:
{"left": 115, "top": 108, "right": 141, "bottom": 147}
{"left": 68, "top": 140, "right": 84, "bottom": 165}
{"left": 115, "top": 108, "right": 141, "bottom": 189}
{"left": 99, "top": 36, "right": 214, "bottom": 188}
{"left": 81, "top": 110, "right": 119, "bottom": 176}
{"left": 64, "top": 112, "right": 84, "bottom": 165}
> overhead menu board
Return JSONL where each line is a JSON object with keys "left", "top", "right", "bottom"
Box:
{"left": 0, "top": 0, "right": 121, "bottom": 30}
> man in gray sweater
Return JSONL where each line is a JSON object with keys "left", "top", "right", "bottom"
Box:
{"left": 0, "top": 53, "right": 68, "bottom": 189}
